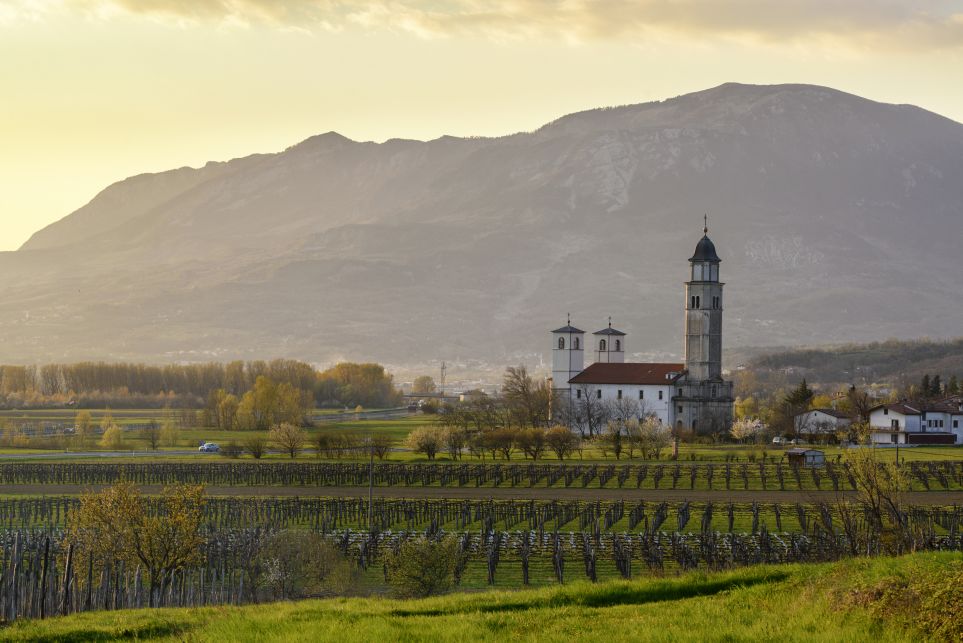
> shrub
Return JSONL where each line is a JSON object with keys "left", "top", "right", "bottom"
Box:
{"left": 851, "top": 560, "right": 963, "bottom": 641}
{"left": 516, "top": 427, "right": 547, "bottom": 461}
{"left": 404, "top": 426, "right": 443, "bottom": 460}
{"left": 244, "top": 435, "right": 269, "bottom": 459}
{"left": 160, "top": 420, "right": 180, "bottom": 447}
{"left": 545, "top": 426, "right": 579, "bottom": 460}
{"left": 385, "top": 537, "right": 458, "bottom": 598}
{"left": 99, "top": 425, "right": 125, "bottom": 450}
{"left": 256, "top": 530, "right": 358, "bottom": 600}
{"left": 221, "top": 441, "right": 243, "bottom": 458}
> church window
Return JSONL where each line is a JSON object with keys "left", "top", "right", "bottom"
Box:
{"left": 695, "top": 295, "right": 701, "bottom": 309}
{"left": 690, "top": 296, "right": 696, "bottom": 309}
{"left": 678, "top": 405, "right": 683, "bottom": 414}
{"left": 617, "top": 390, "right": 622, "bottom": 399}
{"left": 639, "top": 390, "right": 644, "bottom": 400}
{"left": 574, "top": 337, "right": 580, "bottom": 350}
{"left": 883, "top": 409, "right": 889, "bottom": 415}
{"left": 615, "top": 339, "right": 621, "bottom": 351}
{"left": 658, "top": 391, "right": 663, "bottom": 400}
{"left": 711, "top": 386, "right": 717, "bottom": 398}
{"left": 576, "top": 389, "right": 582, "bottom": 399}
{"left": 955, "top": 420, "right": 959, "bottom": 429}
{"left": 599, "top": 339, "right": 606, "bottom": 351}
{"left": 596, "top": 390, "right": 602, "bottom": 400}
{"left": 678, "top": 388, "right": 683, "bottom": 397}
{"left": 558, "top": 337, "right": 565, "bottom": 350}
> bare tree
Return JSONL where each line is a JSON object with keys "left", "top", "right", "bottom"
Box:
{"left": 545, "top": 426, "right": 579, "bottom": 460}
{"left": 565, "top": 384, "right": 610, "bottom": 438}
{"left": 270, "top": 423, "right": 307, "bottom": 459}
{"left": 502, "top": 366, "right": 551, "bottom": 428}
{"left": 142, "top": 420, "right": 161, "bottom": 451}
{"left": 516, "top": 427, "right": 547, "bottom": 461}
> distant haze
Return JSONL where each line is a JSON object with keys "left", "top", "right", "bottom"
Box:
{"left": 1, "top": 83, "right": 962, "bottom": 371}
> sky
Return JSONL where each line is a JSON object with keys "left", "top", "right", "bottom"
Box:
{"left": 1, "top": 0, "right": 962, "bottom": 251}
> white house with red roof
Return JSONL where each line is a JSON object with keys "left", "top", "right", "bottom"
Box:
{"left": 551, "top": 225, "right": 734, "bottom": 435}
{"left": 868, "top": 400, "right": 963, "bottom": 445}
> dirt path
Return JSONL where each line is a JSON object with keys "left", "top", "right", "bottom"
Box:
{"left": 0, "top": 484, "right": 959, "bottom": 505}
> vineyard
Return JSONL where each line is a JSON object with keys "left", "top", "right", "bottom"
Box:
{"left": 0, "top": 494, "right": 961, "bottom": 622}
{"left": 0, "top": 460, "right": 961, "bottom": 491}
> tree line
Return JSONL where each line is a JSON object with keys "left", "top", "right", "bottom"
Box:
{"left": 0, "top": 360, "right": 402, "bottom": 410}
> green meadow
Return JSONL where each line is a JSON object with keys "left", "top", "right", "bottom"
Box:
{"left": 3, "top": 552, "right": 959, "bottom": 642}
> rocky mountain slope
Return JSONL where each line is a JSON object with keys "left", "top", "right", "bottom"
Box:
{"left": 3, "top": 83, "right": 961, "bottom": 367}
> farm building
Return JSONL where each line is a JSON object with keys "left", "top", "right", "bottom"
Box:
{"left": 786, "top": 448, "right": 825, "bottom": 467}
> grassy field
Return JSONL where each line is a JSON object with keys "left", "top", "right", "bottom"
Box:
{"left": 3, "top": 552, "right": 958, "bottom": 642}
{"left": 1, "top": 409, "right": 962, "bottom": 465}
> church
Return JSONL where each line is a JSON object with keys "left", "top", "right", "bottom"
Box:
{"left": 551, "top": 225, "right": 734, "bottom": 436}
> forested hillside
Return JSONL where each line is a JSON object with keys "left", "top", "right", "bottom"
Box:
{"left": 738, "top": 338, "right": 963, "bottom": 394}
{"left": 0, "top": 360, "right": 401, "bottom": 409}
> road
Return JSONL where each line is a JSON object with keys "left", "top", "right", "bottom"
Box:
{"left": 0, "top": 450, "right": 204, "bottom": 460}
{"left": 312, "top": 407, "right": 415, "bottom": 423}
{"left": 0, "top": 484, "right": 957, "bottom": 505}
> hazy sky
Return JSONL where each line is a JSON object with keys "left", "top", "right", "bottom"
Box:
{"left": 2, "top": 0, "right": 962, "bottom": 251}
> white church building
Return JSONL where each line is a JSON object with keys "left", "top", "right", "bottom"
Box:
{"left": 551, "top": 225, "right": 734, "bottom": 436}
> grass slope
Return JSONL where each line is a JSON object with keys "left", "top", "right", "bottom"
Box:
{"left": 4, "top": 552, "right": 959, "bottom": 642}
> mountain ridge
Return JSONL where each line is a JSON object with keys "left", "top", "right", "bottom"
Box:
{"left": 4, "top": 82, "right": 962, "bottom": 367}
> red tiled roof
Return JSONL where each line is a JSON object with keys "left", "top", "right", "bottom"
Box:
{"left": 569, "top": 362, "right": 685, "bottom": 385}
{"left": 872, "top": 401, "right": 963, "bottom": 416}
{"left": 871, "top": 403, "right": 921, "bottom": 415}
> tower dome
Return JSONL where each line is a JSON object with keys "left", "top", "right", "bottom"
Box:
{"left": 689, "top": 233, "right": 721, "bottom": 263}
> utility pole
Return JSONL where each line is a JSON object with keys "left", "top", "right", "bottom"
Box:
{"left": 367, "top": 436, "right": 374, "bottom": 532}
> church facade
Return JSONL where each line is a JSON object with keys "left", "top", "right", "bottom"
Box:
{"left": 551, "top": 226, "right": 734, "bottom": 436}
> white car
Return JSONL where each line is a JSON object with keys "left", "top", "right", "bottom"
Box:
{"left": 198, "top": 442, "right": 220, "bottom": 453}
{"left": 772, "top": 436, "right": 787, "bottom": 445}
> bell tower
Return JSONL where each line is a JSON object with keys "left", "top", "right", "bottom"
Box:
{"left": 684, "top": 218, "right": 723, "bottom": 381}
{"left": 593, "top": 318, "right": 625, "bottom": 364}
{"left": 551, "top": 316, "right": 584, "bottom": 392}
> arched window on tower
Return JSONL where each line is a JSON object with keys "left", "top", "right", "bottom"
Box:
{"left": 615, "top": 339, "right": 621, "bottom": 351}
{"left": 574, "top": 337, "right": 580, "bottom": 350}
{"left": 599, "top": 339, "right": 607, "bottom": 351}
{"left": 558, "top": 337, "right": 565, "bottom": 350}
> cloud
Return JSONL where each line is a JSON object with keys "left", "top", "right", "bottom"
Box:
{"left": 5, "top": 0, "right": 963, "bottom": 50}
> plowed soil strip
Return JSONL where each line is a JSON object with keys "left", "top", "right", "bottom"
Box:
{"left": 0, "top": 484, "right": 958, "bottom": 505}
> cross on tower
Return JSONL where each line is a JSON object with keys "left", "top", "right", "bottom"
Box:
{"left": 704, "top": 213, "right": 708, "bottom": 234}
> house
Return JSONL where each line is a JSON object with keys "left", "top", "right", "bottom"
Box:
{"left": 786, "top": 448, "right": 825, "bottom": 467}
{"left": 794, "top": 408, "right": 853, "bottom": 441}
{"left": 458, "top": 389, "right": 488, "bottom": 403}
{"left": 868, "top": 400, "right": 963, "bottom": 445}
